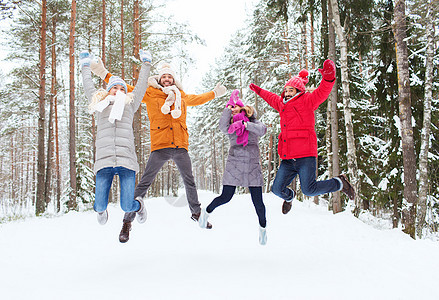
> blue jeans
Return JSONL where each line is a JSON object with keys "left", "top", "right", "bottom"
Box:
{"left": 94, "top": 166, "right": 140, "bottom": 213}
{"left": 271, "top": 157, "right": 341, "bottom": 201}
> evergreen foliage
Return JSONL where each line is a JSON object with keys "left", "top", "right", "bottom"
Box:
{"left": 0, "top": 0, "right": 437, "bottom": 237}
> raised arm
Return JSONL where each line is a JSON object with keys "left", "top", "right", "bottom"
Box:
{"left": 79, "top": 51, "right": 97, "bottom": 101}
{"left": 130, "top": 50, "right": 152, "bottom": 111}
{"left": 185, "top": 82, "right": 226, "bottom": 107}
{"left": 249, "top": 84, "right": 282, "bottom": 112}
{"left": 308, "top": 59, "right": 336, "bottom": 110}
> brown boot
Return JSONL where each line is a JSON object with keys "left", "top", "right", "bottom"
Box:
{"left": 282, "top": 200, "right": 292, "bottom": 214}
{"left": 191, "top": 212, "right": 213, "bottom": 229}
{"left": 119, "top": 221, "right": 132, "bottom": 243}
{"left": 337, "top": 174, "right": 356, "bottom": 200}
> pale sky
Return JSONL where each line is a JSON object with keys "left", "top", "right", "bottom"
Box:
{"left": 164, "top": 0, "right": 256, "bottom": 92}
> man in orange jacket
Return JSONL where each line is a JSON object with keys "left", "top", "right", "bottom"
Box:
{"left": 91, "top": 58, "right": 226, "bottom": 242}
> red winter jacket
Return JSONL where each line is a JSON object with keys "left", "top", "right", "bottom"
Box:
{"left": 254, "top": 79, "right": 335, "bottom": 160}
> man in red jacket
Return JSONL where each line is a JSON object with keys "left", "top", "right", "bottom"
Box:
{"left": 249, "top": 59, "right": 355, "bottom": 214}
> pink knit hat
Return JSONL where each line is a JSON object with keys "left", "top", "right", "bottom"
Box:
{"left": 284, "top": 69, "right": 309, "bottom": 92}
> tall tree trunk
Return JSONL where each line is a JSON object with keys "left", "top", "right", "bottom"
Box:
{"left": 11, "top": 137, "right": 15, "bottom": 205}
{"left": 325, "top": 93, "right": 333, "bottom": 207}
{"left": 44, "top": 67, "right": 54, "bottom": 209}
{"left": 68, "top": 0, "right": 77, "bottom": 211}
{"left": 303, "top": 16, "right": 308, "bottom": 69}
{"left": 393, "top": 0, "right": 417, "bottom": 239}
{"left": 102, "top": 0, "right": 106, "bottom": 66}
{"left": 282, "top": 27, "right": 291, "bottom": 76}
{"left": 328, "top": 0, "right": 341, "bottom": 213}
{"left": 36, "top": 0, "right": 47, "bottom": 216}
{"left": 417, "top": 0, "right": 435, "bottom": 238}
{"left": 44, "top": 16, "right": 57, "bottom": 210}
{"left": 132, "top": 0, "right": 143, "bottom": 181}
{"left": 321, "top": 0, "right": 329, "bottom": 61}
{"left": 121, "top": 0, "right": 125, "bottom": 79}
{"left": 391, "top": 0, "right": 418, "bottom": 237}
{"left": 322, "top": 0, "right": 332, "bottom": 207}
{"left": 51, "top": 16, "right": 61, "bottom": 213}
{"left": 329, "top": 0, "right": 360, "bottom": 215}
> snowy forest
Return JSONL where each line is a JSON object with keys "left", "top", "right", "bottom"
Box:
{"left": 0, "top": 0, "right": 438, "bottom": 240}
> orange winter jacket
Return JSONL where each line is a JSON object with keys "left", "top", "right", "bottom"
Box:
{"left": 105, "top": 73, "right": 215, "bottom": 152}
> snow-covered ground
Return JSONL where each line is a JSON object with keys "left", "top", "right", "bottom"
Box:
{"left": 1, "top": 191, "right": 439, "bottom": 300}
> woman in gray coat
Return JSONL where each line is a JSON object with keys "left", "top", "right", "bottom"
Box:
{"left": 199, "top": 90, "right": 268, "bottom": 245}
{"left": 80, "top": 49, "right": 151, "bottom": 225}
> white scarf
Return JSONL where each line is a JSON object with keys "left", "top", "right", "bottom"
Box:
{"left": 161, "top": 85, "right": 182, "bottom": 118}
{"left": 92, "top": 90, "right": 127, "bottom": 123}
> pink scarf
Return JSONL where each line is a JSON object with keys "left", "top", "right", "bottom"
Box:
{"left": 228, "top": 111, "right": 249, "bottom": 147}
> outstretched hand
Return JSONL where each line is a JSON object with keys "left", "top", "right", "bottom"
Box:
{"left": 213, "top": 83, "right": 227, "bottom": 98}
{"left": 90, "top": 56, "right": 109, "bottom": 80}
{"left": 249, "top": 83, "right": 261, "bottom": 94}
{"left": 318, "top": 59, "right": 336, "bottom": 81}
{"left": 139, "top": 49, "right": 152, "bottom": 64}
{"left": 79, "top": 51, "right": 91, "bottom": 68}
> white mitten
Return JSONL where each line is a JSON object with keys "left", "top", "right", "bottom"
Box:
{"left": 213, "top": 83, "right": 227, "bottom": 98}
{"left": 90, "top": 56, "right": 109, "bottom": 80}
{"left": 139, "top": 49, "right": 152, "bottom": 64}
{"left": 79, "top": 51, "right": 91, "bottom": 68}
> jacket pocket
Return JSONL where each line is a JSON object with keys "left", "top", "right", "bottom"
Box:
{"left": 177, "top": 123, "right": 189, "bottom": 145}
{"left": 150, "top": 119, "right": 171, "bottom": 147}
{"left": 286, "top": 130, "right": 312, "bottom": 155}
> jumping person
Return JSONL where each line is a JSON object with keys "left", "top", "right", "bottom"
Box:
{"left": 90, "top": 59, "right": 227, "bottom": 242}
{"left": 249, "top": 59, "right": 355, "bottom": 215}
{"left": 199, "top": 90, "right": 268, "bottom": 245}
{"left": 80, "top": 49, "right": 152, "bottom": 225}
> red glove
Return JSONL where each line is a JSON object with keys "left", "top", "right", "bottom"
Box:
{"left": 318, "top": 59, "right": 336, "bottom": 81}
{"left": 249, "top": 83, "right": 261, "bottom": 94}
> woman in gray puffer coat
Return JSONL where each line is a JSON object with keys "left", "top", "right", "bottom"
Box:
{"left": 80, "top": 49, "right": 151, "bottom": 225}
{"left": 199, "top": 90, "right": 268, "bottom": 245}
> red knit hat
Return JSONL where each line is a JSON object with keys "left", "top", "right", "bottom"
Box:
{"left": 284, "top": 69, "right": 309, "bottom": 92}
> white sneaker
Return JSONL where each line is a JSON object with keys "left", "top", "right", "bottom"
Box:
{"left": 136, "top": 198, "right": 147, "bottom": 224}
{"left": 259, "top": 226, "right": 267, "bottom": 245}
{"left": 198, "top": 208, "right": 210, "bottom": 228}
{"left": 97, "top": 210, "right": 108, "bottom": 225}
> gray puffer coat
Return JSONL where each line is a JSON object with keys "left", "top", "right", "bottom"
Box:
{"left": 81, "top": 63, "right": 150, "bottom": 174}
{"left": 219, "top": 108, "right": 267, "bottom": 187}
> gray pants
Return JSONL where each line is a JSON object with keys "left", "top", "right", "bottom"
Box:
{"left": 123, "top": 148, "right": 200, "bottom": 222}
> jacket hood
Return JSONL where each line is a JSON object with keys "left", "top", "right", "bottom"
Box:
{"left": 148, "top": 75, "right": 184, "bottom": 91}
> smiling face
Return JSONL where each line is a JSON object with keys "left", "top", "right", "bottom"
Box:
{"left": 283, "top": 86, "right": 298, "bottom": 101}
{"left": 231, "top": 105, "right": 243, "bottom": 116}
{"left": 108, "top": 85, "right": 126, "bottom": 96}
{"left": 159, "top": 74, "right": 175, "bottom": 87}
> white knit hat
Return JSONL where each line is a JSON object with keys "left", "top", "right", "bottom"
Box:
{"left": 106, "top": 76, "right": 127, "bottom": 94}
{"left": 158, "top": 63, "right": 177, "bottom": 80}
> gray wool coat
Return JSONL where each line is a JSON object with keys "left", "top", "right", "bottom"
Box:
{"left": 219, "top": 108, "right": 267, "bottom": 187}
{"left": 81, "top": 63, "right": 150, "bottom": 174}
